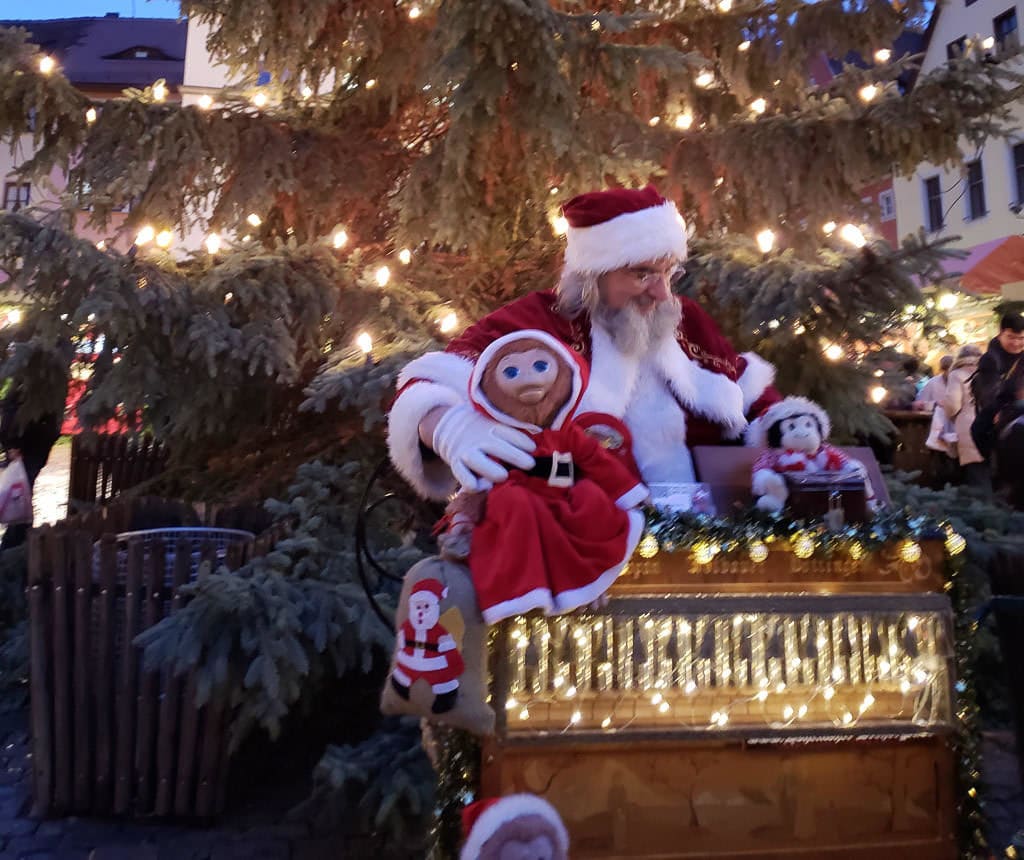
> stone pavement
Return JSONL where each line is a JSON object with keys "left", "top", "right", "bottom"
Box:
{"left": 0, "top": 710, "right": 387, "bottom": 860}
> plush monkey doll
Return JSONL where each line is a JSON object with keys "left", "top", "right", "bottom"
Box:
{"left": 460, "top": 794, "right": 570, "bottom": 860}
{"left": 446, "top": 329, "right": 648, "bottom": 624}
{"left": 746, "top": 396, "right": 874, "bottom": 513}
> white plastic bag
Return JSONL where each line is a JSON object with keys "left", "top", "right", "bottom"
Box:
{"left": 0, "top": 459, "right": 32, "bottom": 525}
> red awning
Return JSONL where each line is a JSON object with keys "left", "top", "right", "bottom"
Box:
{"left": 958, "top": 235, "right": 1024, "bottom": 294}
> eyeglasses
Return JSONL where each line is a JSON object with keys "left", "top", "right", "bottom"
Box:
{"left": 627, "top": 264, "right": 685, "bottom": 287}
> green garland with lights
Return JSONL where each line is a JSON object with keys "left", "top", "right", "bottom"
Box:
{"left": 431, "top": 506, "right": 982, "bottom": 859}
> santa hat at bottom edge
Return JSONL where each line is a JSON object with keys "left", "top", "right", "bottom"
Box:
{"left": 460, "top": 794, "right": 569, "bottom": 860}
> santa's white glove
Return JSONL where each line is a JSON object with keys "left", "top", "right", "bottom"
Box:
{"left": 431, "top": 403, "right": 536, "bottom": 492}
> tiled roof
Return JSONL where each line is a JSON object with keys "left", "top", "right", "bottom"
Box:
{"left": 0, "top": 15, "right": 186, "bottom": 88}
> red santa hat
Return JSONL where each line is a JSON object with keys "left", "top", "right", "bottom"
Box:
{"left": 410, "top": 577, "right": 448, "bottom": 602}
{"left": 561, "top": 184, "right": 688, "bottom": 275}
{"left": 460, "top": 794, "right": 569, "bottom": 860}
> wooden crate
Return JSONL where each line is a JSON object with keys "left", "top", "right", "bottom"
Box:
{"left": 27, "top": 497, "right": 287, "bottom": 819}
{"left": 480, "top": 733, "right": 956, "bottom": 859}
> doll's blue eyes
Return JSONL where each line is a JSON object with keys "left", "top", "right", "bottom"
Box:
{"left": 502, "top": 360, "right": 548, "bottom": 379}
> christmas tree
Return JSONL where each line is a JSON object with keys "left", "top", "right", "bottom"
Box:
{"left": 2, "top": 1, "right": 1023, "bottom": 848}
{"left": 0, "top": 1, "right": 1021, "bottom": 466}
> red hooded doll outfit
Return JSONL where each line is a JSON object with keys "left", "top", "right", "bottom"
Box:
{"left": 465, "top": 330, "right": 648, "bottom": 624}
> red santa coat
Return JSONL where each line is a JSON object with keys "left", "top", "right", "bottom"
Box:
{"left": 388, "top": 289, "right": 780, "bottom": 500}
{"left": 392, "top": 618, "right": 465, "bottom": 694}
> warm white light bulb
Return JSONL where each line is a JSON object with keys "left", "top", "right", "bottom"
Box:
{"left": 600, "top": 716, "right": 612, "bottom": 729}
{"left": 823, "top": 221, "right": 837, "bottom": 235}
{"left": 738, "top": 40, "right": 751, "bottom": 51}
{"left": 718, "top": 0, "right": 732, "bottom": 9}
{"left": 552, "top": 215, "right": 569, "bottom": 236}
{"left": 519, "top": 707, "right": 530, "bottom": 721}
{"left": 870, "top": 385, "right": 887, "bottom": 404}
{"left": 356, "top": 332, "right": 373, "bottom": 354}
{"left": 648, "top": 115, "right": 661, "bottom": 127}
{"left": 198, "top": 94, "right": 213, "bottom": 109}
{"left": 7, "top": 309, "right": 22, "bottom": 325}
{"left": 301, "top": 85, "right": 314, "bottom": 99}
{"left": 982, "top": 36, "right": 995, "bottom": 50}
{"left": 675, "top": 111, "right": 694, "bottom": 130}
{"left": 332, "top": 229, "right": 348, "bottom": 249}
{"left": 658, "top": 701, "right": 670, "bottom": 714}
{"left": 824, "top": 342, "right": 843, "bottom": 362}
{"left": 750, "top": 97, "right": 767, "bottom": 115}
{"left": 205, "top": 233, "right": 221, "bottom": 254}
{"left": 38, "top": 55, "right": 56, "bottom": 74}
{"left": 135, "top": 225, "right": 155, "bottom": 245}
{"left": 251, "top": 91, "right": 268, "bottom": 108}
{"left": 695, "top": 70, "right": 715, "bottom": 88}
{"left": 839, "top": 223, "right": 867, "bottom": 248}
{"left": 783, "top": 705, "right": 794, "bottom": 720}
{"left": 823, "top": 686, "right": 835, "bottom": 700}
{"left": 857, "top": 84, "right": 878, "bottom": 103}
{"left": 153, "top": 81, "right": 167, "bottom": 102}
{"left": 874, "top": 48, "right": 892, "bottom": 63}
{"left": 937, "top": 292, "right": 958, "bottom": 311}
{"left": 570, "top": 710, "right": 582, "bottom": 725}
{"left": 95, "top": 240, "right": 106, "bottom": 251}
{"left": 247, "top": 213, "right": 262, "bottom": 227}
{"left": 155, "top": 229, "right": 173, "bottom": 248}
{"left": 440, "top": 312, "right": 458, "bottom": 333}
{"left": 375, "top": 265, "right": 391, "bottom": 287}
{"left": 755, "top": 228, "right": 775, "bottom": 254}
{"left": 365, "top": 78, "right": 377, "bottom": 89}
{"left": 398, "top": 248, "right": 412, "bottom": 265}
{"left": 85, "top": 107, "right": 97, "bottom": 123}
{"left": 408, "top": 4, "right": 422, "bottom": 19}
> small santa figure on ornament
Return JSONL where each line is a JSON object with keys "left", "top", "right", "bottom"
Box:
{"left": 441, "top": 329, "right": 648, "bottom": 623}
{"left": 388, "top": 577, "right": 465, "bottom": 714}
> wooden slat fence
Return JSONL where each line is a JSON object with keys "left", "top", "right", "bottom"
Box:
{"left": 28, "top": 496, "right": 289, "bottom": 820}
{"left": 68, "top": 435, "right": 169, "bottom": 510}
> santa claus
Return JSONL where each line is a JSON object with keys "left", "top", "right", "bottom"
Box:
{"left": 388, "top": 184, "right": 781, "bottom": 499}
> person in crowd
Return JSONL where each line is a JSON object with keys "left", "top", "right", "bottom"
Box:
{"left": 941, "top": 344, "right": 990, "bottom": 496}
{"left": 970, "top": 313, "right": 1024, "bottom": 462}
{"left": 916, "top": 355, "right": 957, "bottom": 486}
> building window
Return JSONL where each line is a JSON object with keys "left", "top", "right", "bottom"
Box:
{"left": 924, "top": 176, "right": 943, "bottom": 232}
{"left": 878, "top": 189, "right": 896, "bottom": 222}
{"left": 2, "top": 183, "right": 30, "bottom": 212}
{"left": 966, "top": 160, "right": 987, "bottom": 220}
{"left": 995, "top": 8, "right": 1020, "bottom": 54}
{"left": 1013, "top": 142, "right": 1024, "bottom": 205}
{"left": 947, "top": 35, "right": 968, "bottom": 59}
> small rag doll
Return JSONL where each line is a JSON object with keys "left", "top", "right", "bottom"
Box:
{"left": 442, "top": 329, "right": 648, "bottom": 624}
{"left": 747, "top": 396, "right": 875, "bottom": 513}
{"left": 460, "top": 794, "right": 569, "bottom": 860}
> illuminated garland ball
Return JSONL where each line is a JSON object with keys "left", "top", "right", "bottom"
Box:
{"left": 792, "top": 532, "right": 816, "bottom": 559}
{"left": 899, "top": 539, "right": 922, "bottom": 564}
{"left": 748, "top": 540, "right": 769, "bottom": 563}
{"left": 848, "top": 541, "right": 865, "bottom": 561}
{"left": 945, "top": 532, "right": 966, "bottom": 557}
{"left": 637, "top": 533, "right": 660, "bottom": 558}
{"left": 692, "top": 541, "right": 716, "bottom": 565}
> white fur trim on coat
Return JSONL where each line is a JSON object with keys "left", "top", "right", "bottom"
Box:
{"left": 577, "top": 325, "right": 747, "bottom": 434}
{"left": 737, "top": 352, "right": 776, "bottom": 411}
{"left": 460, "top": 795, "right": 569, "bottom": 860}
{"left": 388, "top": 351, "right": 475, "bottom": 500}
{"left": 565, "top": 201, "right": 688, "bottom": 275}
{"left": 744, "top": 396, "right": 831, "bottom": 449}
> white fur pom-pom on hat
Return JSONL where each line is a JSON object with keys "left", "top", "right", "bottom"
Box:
{"left": 745, "top": 396, "right": 831, "bottom": 448}
{"left": 460, "top": 794, "right": 569, "bottom": 860}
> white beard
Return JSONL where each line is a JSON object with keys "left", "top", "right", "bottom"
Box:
{"left": 591, "top": 296, "right": 682, "bottom": 357}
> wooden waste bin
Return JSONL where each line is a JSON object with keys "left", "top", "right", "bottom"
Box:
{"left": 27, "top": 497, "right": 284, "bottom": 819}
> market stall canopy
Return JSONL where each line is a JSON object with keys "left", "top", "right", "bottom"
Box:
{"left": 939, "top": 235, "right": 1024, "bottom": 295}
